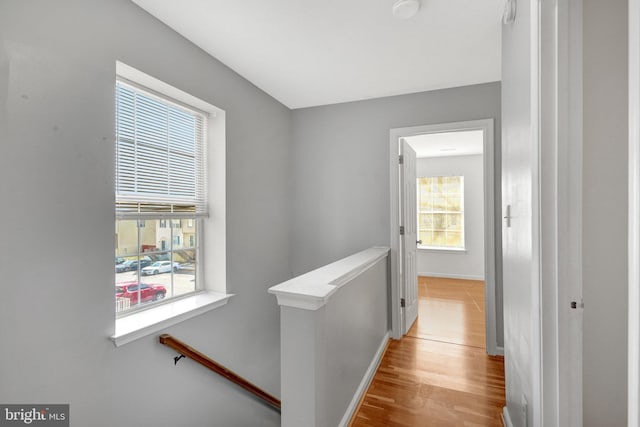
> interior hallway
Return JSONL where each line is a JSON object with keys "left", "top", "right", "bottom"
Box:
{"left": 350, "top": 276, "right": 506, "bottom": 426}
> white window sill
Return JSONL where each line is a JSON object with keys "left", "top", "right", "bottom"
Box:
{"left": 418, "top": 246, "right": 467, "bottom": 254}
{"left": 111, "top": 291, "right": 233, "bottom": 347}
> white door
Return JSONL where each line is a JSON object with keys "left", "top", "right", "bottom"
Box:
{"left": 501, "top": 0, "right": 541, "bottom": 425}
{"left": 400, "top": 139, "right": 418, "bottom": 335}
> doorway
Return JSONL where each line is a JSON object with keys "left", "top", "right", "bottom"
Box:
{"left": 388, "top": 119, "right": 501, "bottom": 355}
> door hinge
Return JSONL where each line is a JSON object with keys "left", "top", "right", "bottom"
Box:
{"left": 401, "top": 298, "right": 406, "bottom": 308}
{"left": 399, "top": 155, "right": 404, "bottom": 164}
{"left": 570, "top": 299, "right": 584, "bottom": 309}
{"left": 400, "top": 226, "right": 405, "bottom": 235}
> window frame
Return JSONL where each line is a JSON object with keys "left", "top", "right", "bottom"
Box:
{"left": 111, "top": 62, "right": 230, "bottom": 347}
{"left": 416, "top": 175, "right": 466, "bottom": 251}
{"left": 115, "top": 78, "right": 206, "bottom": 315}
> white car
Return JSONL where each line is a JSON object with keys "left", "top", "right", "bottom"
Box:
{"left": 141, "top": 261, "right": 180, "bottom": 275}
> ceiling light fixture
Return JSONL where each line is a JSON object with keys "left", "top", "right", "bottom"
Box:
{"left": 392, "top": 0, "right": 421, "bottom": 19}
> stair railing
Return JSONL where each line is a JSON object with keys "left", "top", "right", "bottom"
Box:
{"left": 159, "top": 334, "right": 281, "bottom": 412}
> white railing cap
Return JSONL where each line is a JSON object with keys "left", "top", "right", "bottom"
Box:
{"left": 268, "top": 246, "right": 390, "bottom": 310}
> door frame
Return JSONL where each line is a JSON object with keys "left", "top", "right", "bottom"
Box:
{"left": 538, "top": 0, "right": 583, "bottom": 425}
{"left": 389, "top": 119, "right": 498, "bottom": 355}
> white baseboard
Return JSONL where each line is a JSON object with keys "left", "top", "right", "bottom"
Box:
{"left": 502, "top": 406, "right": 514, "bottom": 427}
{"left": 338, "top": 331, "right": 390, "bottom": 427}
{"left": 418, "top": 272, "right": 485, "bottom": 281}
{"left": 486, "top": 343, "right": 504, "bottom": 357}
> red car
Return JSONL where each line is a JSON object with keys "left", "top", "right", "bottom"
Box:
{"left": 116, "top": 282, "right": 166, "bottom": 306}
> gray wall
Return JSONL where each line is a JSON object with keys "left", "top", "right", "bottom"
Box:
{"left": 290, "top": 82, "right": 503, "bottom": 346}
{"left": 280, "top": 257, "right": 388, "bottom": 427}
{"left": 321, "top": 260, "right": 388, "bottom": 427}
{"left": 416, "top": 154, "right": 485, "bottom": 280}
{"left": 0, "top": 1, "right": 291, "bottom": 426}
{"left": 0, "top": 1, "right": 507, "bottom": 424}
{"left": 583, "top": 0, "right": 628, "bottom": 425}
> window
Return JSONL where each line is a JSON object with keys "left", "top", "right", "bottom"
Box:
{"left": 417, "top": 176, "right": 465, "bottom": 249}
{"left": 111, "top": 63, "right": 228, "bottom": 347}
{"left": 115, "top": 78, "right": 208, "bottom": 314}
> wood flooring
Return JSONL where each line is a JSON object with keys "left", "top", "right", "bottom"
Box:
{"left": 407, "top": 277, "right": 486, "bottom": 349}
{"left": 350, "top": 277, "right": 505, "bottom": 427}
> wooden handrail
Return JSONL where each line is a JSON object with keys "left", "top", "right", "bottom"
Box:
{"left": 159, "top": 334, "right": 281, "bottom": 412}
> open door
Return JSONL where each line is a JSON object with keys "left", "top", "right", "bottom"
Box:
{"left": 400, "top": 138, "right": 418, "bottom": 335}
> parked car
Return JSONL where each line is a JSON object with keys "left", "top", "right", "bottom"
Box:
{"left": 116, "top": 257, "right": 125, "bottom": 265}
{"left": 116, "top": 282, "right": 166, "bottom": 305}
{"left": 115, "top": 258, "right": 152, "bottom": 273}
{"left": 141, "top": 261, "right": 180, "bottom": 275}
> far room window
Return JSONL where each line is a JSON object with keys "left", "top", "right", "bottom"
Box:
{"left": 114, "top": 77, "right": 208, "bottom": 314}
{"left": 417, "top": 176, "right": 465, "bottom": 250}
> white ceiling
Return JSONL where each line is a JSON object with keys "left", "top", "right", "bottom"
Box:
{"left": 405, "top": 130, "right": 483, "bottom": 158}
{"left": 132, "top": 0, "right": 504, "bottom": 109}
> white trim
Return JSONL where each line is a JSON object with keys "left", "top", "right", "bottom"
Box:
{"left": 536, "top": 0, "right": 584, "bottom": 425}
{"left": 204, "top": 99, "right": 226, "bottom": 294}
{"left": 111, "top": 291, "right": 233, "bottom": 346}
{"left": 629, "top": 0, "right": 640, "bottom": 424}
{"left": 389, "top": 119, "right": 499, "bottom": 355}
{"left": 116, "top": 62, "right": 221, "bottom": 116}
{"left": 417, "top": 272, "right": 484, "bottom": 281}
{"left": 530, "top": 2, "right": 543, "bottom": 426}
{"left": 268, "top": 247, "right": 390, "bottom": 310}
{"left": 390, "top": 137, "right": 402, "bottom": 339}
{"left": 502, "top": 407, "right": 515, "bottom": 427}
{"left": 338, "top": 331, "right": 390, "bottom": 427}
{"left": 482, "top": 119, "right": 498, "bottom": 356}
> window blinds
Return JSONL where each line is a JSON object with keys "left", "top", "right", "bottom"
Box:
{"left": 115, "top": 79, "right": 208, "bottom": 219}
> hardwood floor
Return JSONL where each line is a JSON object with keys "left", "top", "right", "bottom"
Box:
{"left": 407, "top": 277, "right": 486, "bottom": 349}
{"left": 350, "top": 277, "right": 505, "bottom": 426}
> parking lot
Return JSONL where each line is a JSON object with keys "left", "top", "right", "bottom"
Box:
{"left": 115, "top": 265, "right": 196, "bottom": 299}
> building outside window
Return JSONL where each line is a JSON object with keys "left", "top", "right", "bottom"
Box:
{"left": 417, "top": 176, "right": 465, "bottom": 250}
